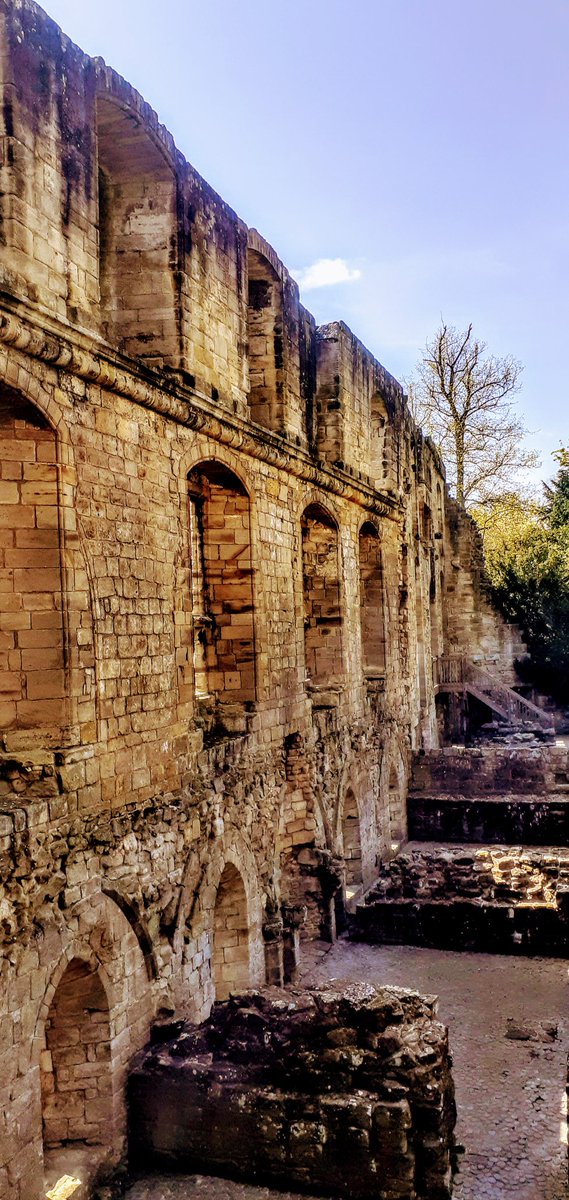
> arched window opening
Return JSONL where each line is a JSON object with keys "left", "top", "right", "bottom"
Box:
{"left": 187, "top": 463, "right": 256, "bottom": 723}
{"left": 359, "top": 522, "right": 386, "bottom": 677}
{"left": 212, "top": 864, "right": 250, "bottom": 1001}
{"left": 0, "top": 392, "right": 66, "bottom": 744}
{"left": 97, "top": 98, "right": 178, "bottom": 368}
{"left": 435, "top": 481, "right": 444, "bottom": 536}
{"left": 41, "top": 960, "right": 112, "bottom": 1182}
{"left": 301, "top": 504, "right": 343, "bottom": 688}
{"left": 342, "top": 789, "right": 363, "bottom": 891}
{"left": 246, "top": 248, "right": 284, "bottom": 431}
{"left": 370, "top": 392, "right": 390, "bottom": 484}
{"left": 421, "top": 501, "right": 433, "bottom": 542}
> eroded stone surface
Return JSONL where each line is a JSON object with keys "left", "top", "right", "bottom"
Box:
{"left": 128, "top": 982, "right": 455, "bottom": 1200}
{"left": 0, "top": 3, "right": 561, "bottom": 1198}
{"left": 305, "top": 942, "right": 568, "bottom": 1200}
{"left": 122, "top": 944, "right": 568, "bottom": 1200}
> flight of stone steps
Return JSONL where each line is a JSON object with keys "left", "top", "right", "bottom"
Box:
{"left": 352, "top": 742, "right": 569, "bottom": 956}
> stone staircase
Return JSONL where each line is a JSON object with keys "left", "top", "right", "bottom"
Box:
{"left": 351, "top": 743, "right": 569, "bottom": 957}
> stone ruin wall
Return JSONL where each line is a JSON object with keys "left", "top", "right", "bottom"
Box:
{"left": 0, "top": 2, "right": 525, "bottom": 1196}
{"left": 129, "top": 983, "right": 456, "bottom": 1200}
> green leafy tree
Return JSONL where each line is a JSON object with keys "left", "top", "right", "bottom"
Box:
{"left": 475, "top": 456, "right": 569, "bottom": 703}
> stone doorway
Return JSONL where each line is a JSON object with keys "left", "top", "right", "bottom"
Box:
{"left": 41, "top": 958, "right": 113, "bottom": 1193}
{"left": 212, "top": 864, "right": 251, "bottom": 1000}
{"left": 342, "top": 788, "right": 363, "bottom": 892}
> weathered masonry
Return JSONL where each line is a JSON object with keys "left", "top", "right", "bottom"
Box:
{"left": 129, "top": 983, "right": 456, "bottom": 1200}
{"left": 0, "top": 2, "right": 534, "bottom": 1198}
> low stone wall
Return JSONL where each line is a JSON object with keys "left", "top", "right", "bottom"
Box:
{"left": 128, "top": 983, "right": 456, "bottom": 1200}
{"left": 411, "top": 747, "right": 569, "bottom": 797}
{"left": 353, "top": 845, "right": 569, "bottom": 956}
{"left": 408, "top": 794, "right": 569, "bottom": 846}
{"left": 353, "top": 897, "right": 568, "bottom": 956}
{"left": 367, "top": 845, "right": 569, "bottom": 906}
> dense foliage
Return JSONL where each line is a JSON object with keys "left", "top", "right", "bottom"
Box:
{"left": 474, "top": 452, "right": 569, "bottom": 703}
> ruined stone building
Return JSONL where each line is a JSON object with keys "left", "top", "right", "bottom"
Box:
{"left": 0, "top": 2, "right": 560, "bottom": 1198}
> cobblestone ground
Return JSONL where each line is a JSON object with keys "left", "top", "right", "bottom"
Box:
{"left": 125, "top": 942, "right": 568, "bottom": 1200}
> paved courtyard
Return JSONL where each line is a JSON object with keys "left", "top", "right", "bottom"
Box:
{"left": 125, "top": 941, "right": 568, "bottom": 1200}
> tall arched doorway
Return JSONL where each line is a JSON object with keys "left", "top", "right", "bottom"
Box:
{"left": 212, "top": 864, "right": 250, "bottom": 1000}
{"left": 41, "top": 959, "right": 112, "bottom": 1187}
{"left": 342, "top": 788, "right": 363, "bottom": 891}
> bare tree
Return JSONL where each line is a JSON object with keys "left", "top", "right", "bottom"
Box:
{"left": 411, "top": 322, "right": 538, "bottom": 507}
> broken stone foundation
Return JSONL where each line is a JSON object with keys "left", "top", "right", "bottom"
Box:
{"left": 354, "top": 745, "right": 569, "bottom": 956}
{"left": 128, "top": 983, "right": 456, "bottom": 1200}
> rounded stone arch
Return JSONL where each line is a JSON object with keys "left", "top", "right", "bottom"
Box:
{"left": 246, "top": 237, "right": 285, "bottom": 432}
{"left": 276, "top": 765, "right": 331, "bottom": 873}
{"left": 23, "top": 892, "right": 154, "bottom": 1198}
{"left": 300, "top": 497, "right": 345, "bottom": 688}
{"left": 294, "top": 484, "right": 343, "bottom": 531}
{"left": 334, "top": 759, "right": 378, "bottom": 891}
{"left": 339, "top": 786, "right": 363, "bottom": 888}
{"left": 31, "top": 891, "right": 153, "bottom": 1070}
{"left": 176, "top": 827, "right": 265, "bottom": 1015}
{"left": 358, "top": 513, "right": 382, "bottom": 541}
{"left": 0, "top": 359, "right": 71, "bottom": 446}
{"left": 0, "top": 377, "right": 96, "bottom": 750}
{"left": 95, "top": 91, "right": 180, "bottom": 366}
{"left": 370, "top": 390, "right": 391, "bottom": 483}
{"left": 181, "top": 455, "right": 258, "bottom": 718}
{"left": 358, "top": 518, "right": 387, "bottom": 677}
{"left": 94, "top": 74, "right": 179, "bottom": 176}
{"left": 379, "top": 743, "right": 409, "bottom": 854}
{"left": 39, "top": 950, "right": 114, "bottom": 1192}
{"left": 174, "top": 448, "right": 256, "bottom": 648}
{"left": 178, "top": 443, "right": 256, "bottom": 502}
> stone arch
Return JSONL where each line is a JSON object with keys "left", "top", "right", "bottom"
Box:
{"left": 41, "top": 955, "right": 113, "bottom": 1189}
{"left": 176, "top": 829, "right": 265, "bottom": 1019}
{"left": 340, "top": 787, "right": 363, "bottom": 889}
{"left": 102, "top": 887, "right": 158, "bottom": 981}
{"left": 334, "top": 759, "right": 379, "bottom": 890}
{"left": 380, "top": 745, "right": 408, "bottom": 852}
{"left": 301, "top": 502, "right": 344, "bottom": 688}
{"left": 23, "top": 892, "right": 154, "bottom": 1198}
{"left": 212, "top": 862, "right": 251, "bottom": 1000}
{"left": 0, "top": 388, "right": 66, "bottom": 745}
{"left": 186, "top": 459, "right": 256, "bottom": 732}
{"left": 247, "top": 246, "right": 284, "bottom": 431}
{"left": 277, "top": 732, "right": 329, "bottom": 860}
{"left": 0, "top": 372, "right": 96, "bottom": 752}
{"left": 436, "top": 480, "right": 444, "bottom": 533}
{"left": 359, "top": 520, "right": 386, "bottom": 677}
{"left": 96, "top": 95, "right": 180, "bottom": 367}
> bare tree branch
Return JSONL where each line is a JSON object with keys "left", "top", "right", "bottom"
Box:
{"left": 410, "top": 321, "right": 538, "bottom": 506}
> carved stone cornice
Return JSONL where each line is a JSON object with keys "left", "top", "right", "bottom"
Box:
{"left": 0, "top": 303, "right": 402, "bottom": 521}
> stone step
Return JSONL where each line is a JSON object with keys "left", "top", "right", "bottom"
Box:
{"left": 408, "top": 792, "right": 569, "bottom": 846}
{"left": 350, "top": 842, "right": 569, "bottom": 957}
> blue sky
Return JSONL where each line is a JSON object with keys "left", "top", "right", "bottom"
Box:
{"left": 44, "top": 0, "right": 568, "bottom": 484}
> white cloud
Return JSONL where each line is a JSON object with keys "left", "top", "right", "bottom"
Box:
{"left": 293, "top": 257, "right": 362, "bottom": 290}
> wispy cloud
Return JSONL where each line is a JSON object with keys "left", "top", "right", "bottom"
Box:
{"left": 293, "top": 257, "right": 362, "bottom": 290}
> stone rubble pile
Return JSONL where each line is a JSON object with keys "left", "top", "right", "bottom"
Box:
{"left": 128, "top": 982, "right": 456, "bottom": 1200}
